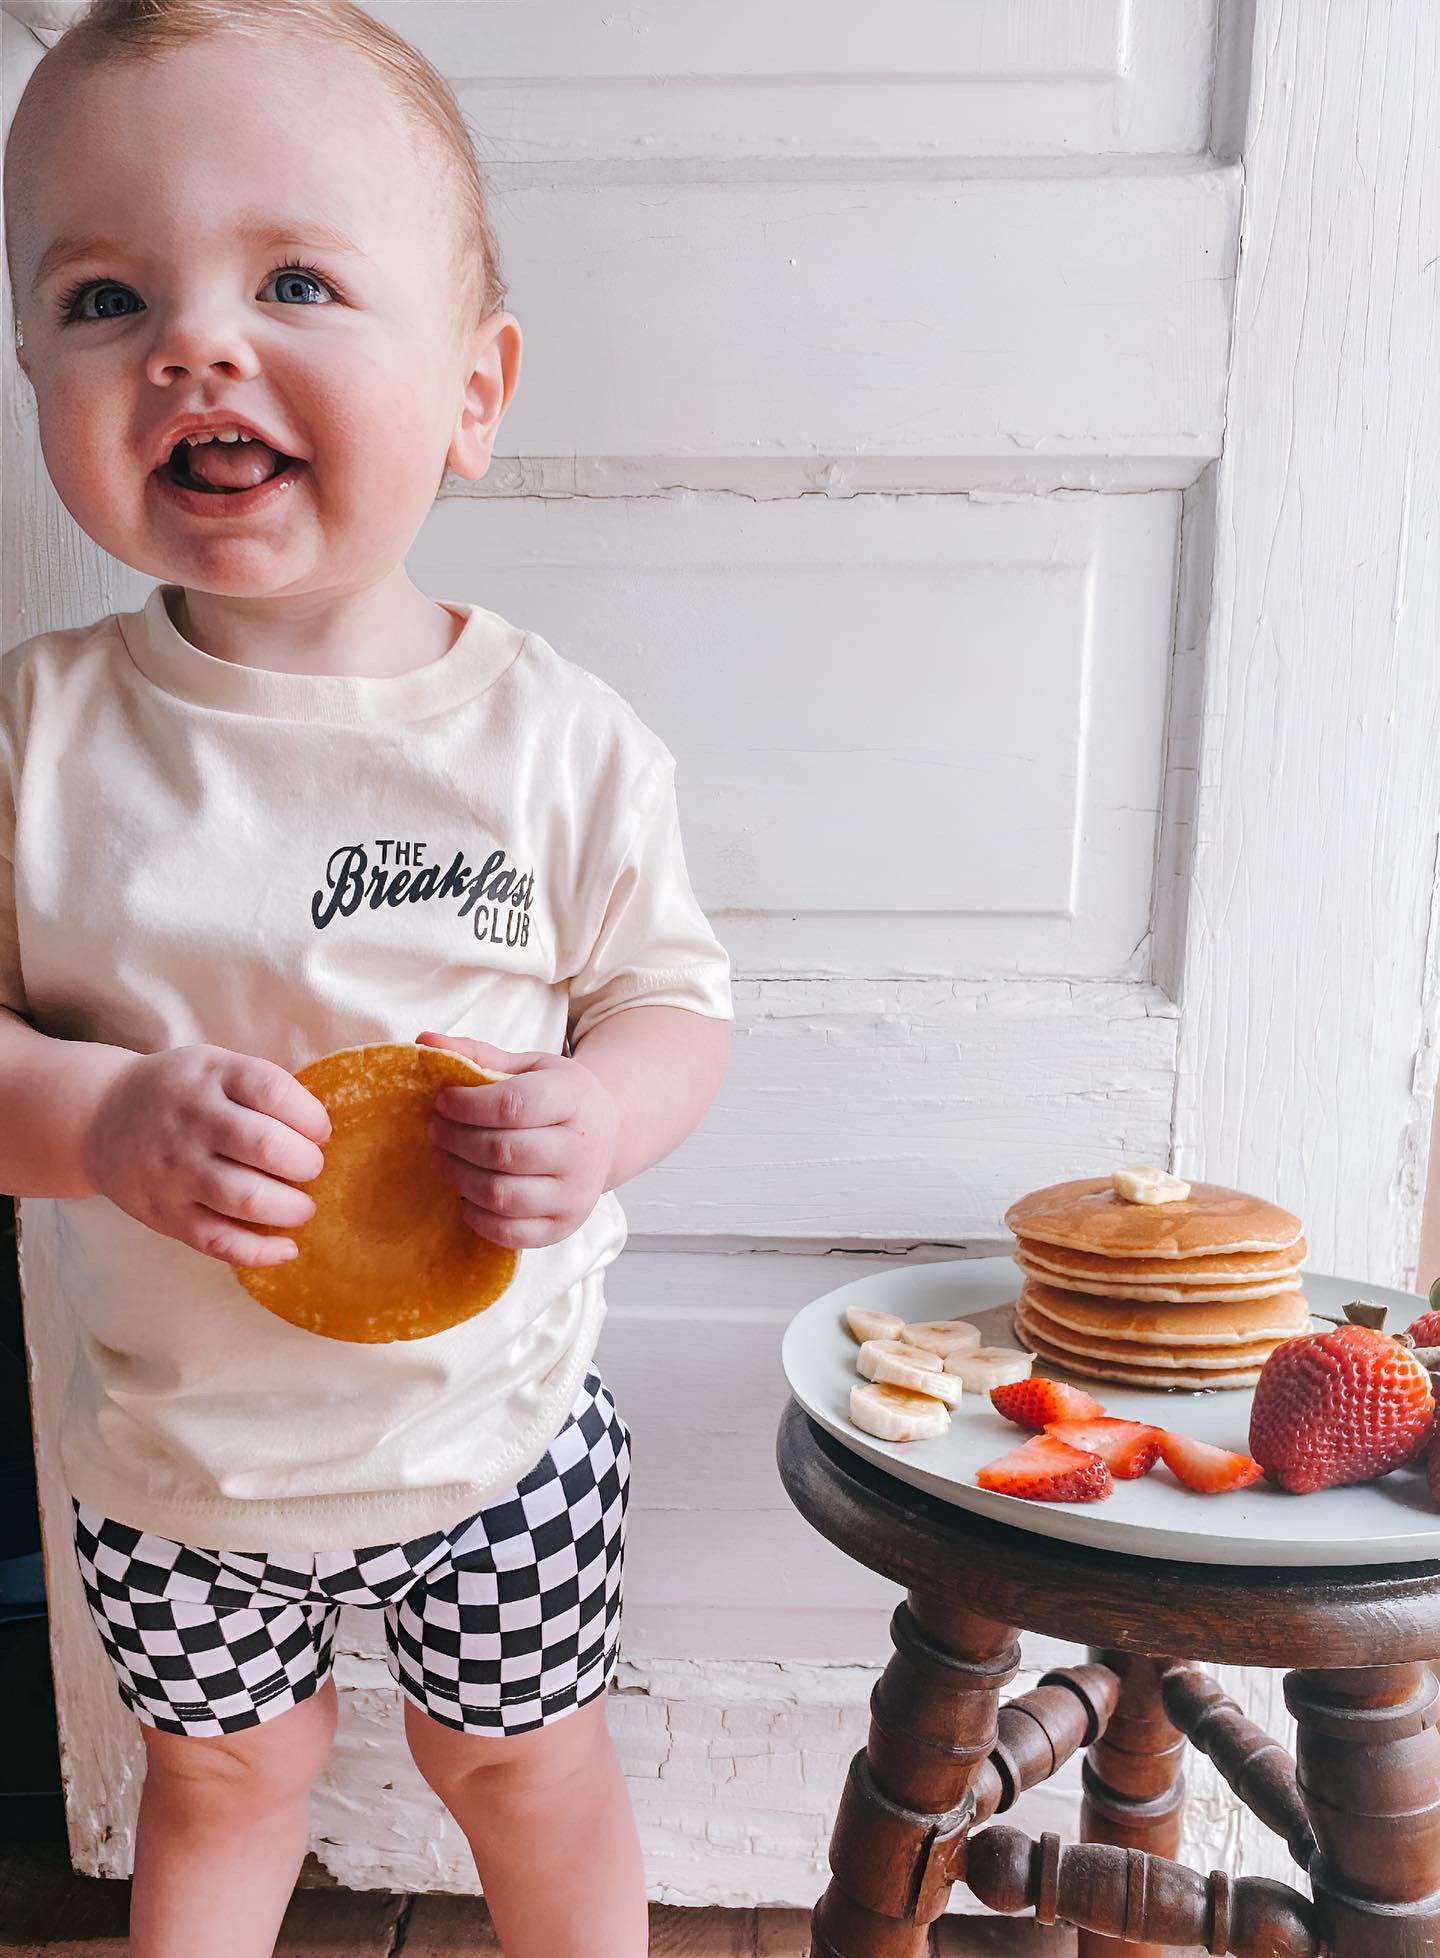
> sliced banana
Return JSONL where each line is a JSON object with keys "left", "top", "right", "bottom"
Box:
{"left": 943, "top": 1346, "right": 1034, "bottom": 1392}
{"left": 850, "top": 1380, "right": 952, "bottom": 1442}
{"left": 1112, "top": 1164, "right": 1191, "bottom": 1206}
{"left": 857, "top": 1339, "right": 963, "bottom": 1404}
{"left": 844, "top": 1304, "right": 906, "bottom": 1345}
{"left": 857, "top": 1336, "right": 942, "bottom": 1376}
{"left": 899, "top": 1319, "right": 982, "bottom": 1357}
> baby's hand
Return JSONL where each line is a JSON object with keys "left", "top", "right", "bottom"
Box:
{"left": 417, "top": 1030, "right": 619, "bottom": 1250}
{"left": 82, "top": 1045, "right": 331, "bottom": 1268}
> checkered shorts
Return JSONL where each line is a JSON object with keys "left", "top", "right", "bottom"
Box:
{"left": 71, "top": 1369, "right": 630, "bottom": 1739}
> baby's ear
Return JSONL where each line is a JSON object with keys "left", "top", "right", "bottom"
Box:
{"left": 448, "top": 311, "right": 522, "bottom": 482}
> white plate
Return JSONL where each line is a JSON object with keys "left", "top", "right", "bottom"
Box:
{"left": 781, "top": 1257, "right": 1440, "bottom": 1567}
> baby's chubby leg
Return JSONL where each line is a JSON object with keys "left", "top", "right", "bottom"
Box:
{"left": 406, "top": 1691, "right": 648, "bottom": 1958}
{"left": 130, "top": 1677, "right": 337, "bottom": 1958}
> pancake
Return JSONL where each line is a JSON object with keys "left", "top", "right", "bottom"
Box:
{"left": 1005, "top": 1177, "right": 1303, "bottom": 1259}
{"left": 1018, "top": 1278, "right": 1311, "bottom": 1346}
{"left": 1014, "top": 1237, "right": 1308, "bottom": 1285}
{"left": 1017, "top": 1297, "right": 1291, "bottom": 1371}
{"left": 1013, "top": 1251, "right": 1301, "bottom": 1305}
{"left": 234, "top": 1042, "right": 520, "bottom": 1343}
{"left": 1018, "top": 1320, "right": 1265, "bottom": 1392}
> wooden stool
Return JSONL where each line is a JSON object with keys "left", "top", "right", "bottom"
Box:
{"left": 777, "top": 1399, "right": 1440, "bottom": 1958}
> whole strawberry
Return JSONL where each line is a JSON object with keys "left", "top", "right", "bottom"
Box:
{"left": 1406, "top": 1310, "right": 1440, "bottom": 1349}
{"left": 1249, "top": 1325, "right": 1434, "bottom": 1494}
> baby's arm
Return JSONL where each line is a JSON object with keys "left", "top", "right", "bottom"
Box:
{"left": 420, "top": 1005, "right": 730, "bottom": 1248}
{"left": 0, "top": 1004, "right": 136, "bottom": 1196}
{"left": 0, "top": 1005, "right": 330, "bottom": 1266}
{"left": 570, "top": 1002, "right": 730, "bottom": 1189}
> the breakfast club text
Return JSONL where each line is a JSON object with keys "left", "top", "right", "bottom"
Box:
{"left": 311, "top": 838, "right": 535, "bottom": 948}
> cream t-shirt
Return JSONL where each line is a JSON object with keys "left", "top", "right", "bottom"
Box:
{"left": 0, "top": 584, "right": 731, "bottom": 1550}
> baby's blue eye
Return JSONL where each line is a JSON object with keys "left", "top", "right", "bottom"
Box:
{"left": 264, "top": 267, "right": 333, "bottom": 306}
{"left": 56, "top": 262, "right": 336, "bottom": 325}
{"left": 63, "top": 283, "right": 140, "bottom": 323}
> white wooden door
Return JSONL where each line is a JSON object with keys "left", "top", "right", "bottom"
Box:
{"left": 3, "top": 0, "right": 1438, "bottom": 1914}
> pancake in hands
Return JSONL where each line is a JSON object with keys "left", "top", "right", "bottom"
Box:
{"left": 1004, "top": 1178, "right": 1303, "bottom": 1259}
{"left": 234, "top": 1042, "right": 519, "bottom": 1343}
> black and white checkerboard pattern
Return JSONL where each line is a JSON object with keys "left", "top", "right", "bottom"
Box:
{"left": 72, "top": 1369, "right": 630, "bottom": 1738}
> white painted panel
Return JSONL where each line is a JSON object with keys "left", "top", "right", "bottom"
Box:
{"left": 366, "top": 0, "right": 1219, "bottom": 164}
{"left": 621, "top": 979, "right": 1178, "bottom": 1238}
{"left": 485, "top": 171, "right": 1238, "bottom": 470}
{"left": 11, "top": 1, "right": 1219, "bottom": 161}
{"left": 413, "top": 491, "right": 1181, "bottom": 978}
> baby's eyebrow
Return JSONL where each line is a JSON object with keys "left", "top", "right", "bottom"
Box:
{"left": 30, "top": 213, "right": 365, "bottom": 292}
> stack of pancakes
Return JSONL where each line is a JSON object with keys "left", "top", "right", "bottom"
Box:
{"left": 1004, "top": 1174, "right": 1309, "bottom": 1390}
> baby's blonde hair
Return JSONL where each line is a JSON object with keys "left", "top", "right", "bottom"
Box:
{"left": 7, "top": 0, "right": 506, "bottom": 332}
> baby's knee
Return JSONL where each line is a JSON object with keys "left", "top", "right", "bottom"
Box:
{"left": 405, "top": 1693, "right": 609, "bottom": 1807}
{"left": 141, "top": 1680, "right": 338, "bottom": 1821}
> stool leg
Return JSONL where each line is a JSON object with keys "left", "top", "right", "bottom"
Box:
{"left": 1287, "top": 1662, "right": 1440, "bottom": 1957}
{"left": 811, "top": 1589, "right": 1020, "bottom": 1958}
{"left": 1077, "top": 1649, "right": 1186, "bottom": 1958}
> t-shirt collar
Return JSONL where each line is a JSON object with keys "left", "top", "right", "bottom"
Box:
{"left": 116, "top": 583, "right": 523, "bottom": 724}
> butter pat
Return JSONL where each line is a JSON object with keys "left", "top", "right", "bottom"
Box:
{"left": 1112, "top": 1164, "right": 1191, "bottom": 1206}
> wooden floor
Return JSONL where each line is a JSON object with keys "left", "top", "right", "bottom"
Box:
{"left": 0, "top": 1843, "right": 1076, "bottom": 1953}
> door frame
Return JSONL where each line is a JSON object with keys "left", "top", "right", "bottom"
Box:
{"left": 1173, "top": 0, "right": 1440, "bottom": 1292}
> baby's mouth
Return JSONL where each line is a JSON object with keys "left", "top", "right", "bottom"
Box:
{"left": 163, "top": 436, "right": 301, "bottom": 494}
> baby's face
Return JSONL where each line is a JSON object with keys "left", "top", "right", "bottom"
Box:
{"left": 10, "top": 33, "right": 517, "bottom": 598}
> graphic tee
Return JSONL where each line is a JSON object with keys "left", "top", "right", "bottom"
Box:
{"left": 0, "top": 585, "right": 732, "bottom": 1550}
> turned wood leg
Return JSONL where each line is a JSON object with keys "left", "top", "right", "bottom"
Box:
{"left": 1077, "top": 1649, "right": 1186, "bottom": 1958}
{"left": 1287, "top": 1662, "right": 1440, "bottom": 1957}
{"left": 810, "top": 1590, "right": 1020, "bottom": 1958}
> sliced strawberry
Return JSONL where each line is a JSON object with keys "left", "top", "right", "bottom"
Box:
{"left": 976, "top": 1435, "right": 1114, "bottom": 1504}
{"left": 1046, "top": 1417, "right": 1163, "bottom": 1480}
{"left": 989, "top": 1378, "right": 1107, "bottom": 1430}
{"left": 1158, "top": 1431, "right": 1264, "bottom": 1494}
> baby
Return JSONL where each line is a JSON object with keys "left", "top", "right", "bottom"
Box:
{"left": 0, "top": 3, "right": 732, "bottom": 1954}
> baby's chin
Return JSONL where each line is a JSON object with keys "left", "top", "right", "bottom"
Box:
{"left": 56, "top": 457, "right": 432, "bottom": 597}
{"left": 81, "top": 516, "right": 324, "bottom": 600}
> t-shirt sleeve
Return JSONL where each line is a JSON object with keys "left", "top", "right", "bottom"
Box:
{"left": 565, "top": 753, "right": 733, "bottom": 1048}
